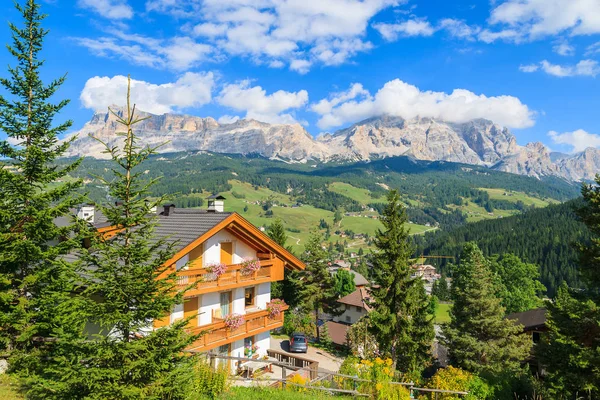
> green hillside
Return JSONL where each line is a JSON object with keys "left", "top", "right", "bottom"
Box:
{"left": 413, "top": 199, "right": 590, "bottom": 296}
{"left": 66, "top": 152, "right": 581, "bottom": 255}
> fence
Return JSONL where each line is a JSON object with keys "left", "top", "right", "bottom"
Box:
{"left": 202, "top": 353, "right": 469, "bottom": 398}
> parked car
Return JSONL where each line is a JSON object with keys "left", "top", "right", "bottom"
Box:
{"left": 289, "top": 333, "right": 308, "bottom": 353}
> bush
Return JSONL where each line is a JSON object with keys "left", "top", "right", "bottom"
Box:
{"left": 424, "top": 366, "right": 490, "bottom": 400}
{"left": 282, "top": 311, "right": 314, "bottom": 337}
{"left": 193, "top": 359, "right": 228, "bottom": 399}
{"left": 340, "top": 356, "right": 407, "bottom": 399}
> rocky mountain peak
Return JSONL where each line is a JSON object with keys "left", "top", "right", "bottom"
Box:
{"left": 63, "top": 109, "right": 599, "bottom": 182}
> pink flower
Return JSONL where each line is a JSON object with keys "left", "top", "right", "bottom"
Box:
{"left": 240, "top": 258, "right": 261, "bottom": 275}
{"left": 207, "top": 262, "right": 227, "bottom": 277}
{"left": 224, "top": 313, "right": 245, "bottom": 330}
{"left": 266, "top": 299, "right": 286, "bottom": 319}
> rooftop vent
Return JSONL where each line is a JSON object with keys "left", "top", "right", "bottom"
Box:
{"left": 207, "top": 194, "right": 226, "bottom": 212}
{"left": 162, "top": 204, "right": 176, "bottom": 216}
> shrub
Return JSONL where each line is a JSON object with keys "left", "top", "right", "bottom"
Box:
{"left": 193, "top": 359, "right": 228, "bottom": 399}
{"left": 286, "top": 373, "right": 308, "bottom": 393}
{"left": 425, "top": 366, "right": 491, "bottom": 400}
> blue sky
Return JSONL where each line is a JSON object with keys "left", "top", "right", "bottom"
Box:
{"left": 1, "top": 0, "right": 600, "bottom": 153}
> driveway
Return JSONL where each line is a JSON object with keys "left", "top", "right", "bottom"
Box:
{"left": 270, "top": 337, "right": 344, "bottom": 373}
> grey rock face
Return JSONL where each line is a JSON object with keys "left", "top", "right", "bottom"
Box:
{"left": 64, "top": 108, "right": 599, "bottom": 181}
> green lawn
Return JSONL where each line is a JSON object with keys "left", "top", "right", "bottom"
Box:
{"left": 0, "top": 375, "right": 24, "bottom": 400}
{"left": 450, "top": 201, "right": 520, "bottom": 223}
{"left": 328, "top": 182, "right": 384, "bottom": 204}
{"left": 478, "top": 188, "right": 560, "bottom": 208}
{"left": 219, "top": 180, "right": 430, "bottom": 253}
{"left": 434, "top": 303, "right": 452, "bottom": 324}
{"left": 221, "top": 386, "right": 354, "bottom": 399}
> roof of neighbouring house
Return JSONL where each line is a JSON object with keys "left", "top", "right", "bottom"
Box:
{"left": 337, "top": 287, "right": 372, "bottom": 311}
{"left": 506, "top": 308, "right": 547, "bottom": 330}
{"left": 324, "top": 321, "right": 350, "bottom": 346}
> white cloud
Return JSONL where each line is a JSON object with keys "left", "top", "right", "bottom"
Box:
{"left": 519, "top": 63, "right": 539, "bottom": 72}
{"left": 553, "top": 41, "right": 575, "bottom": 56}
{"left": 439, "top": 19, "right": 481, "bottom": 40}
{"left": 312, "top": 80, "right": 535, "bottom": 130}
{"left": 290, "top": 59, "right": 312, "bottom": 74}
{"left": 540, "top": 59, "right": 600, "bottom": 77}
{"left": 549, "top": 129, "right": 600, "bottom": 153}
{"left": 585, "top": 41, "right": 600, "bottom": 56}
{"left": 80, "top": 73, "right": 215, "bottom": 114}
{"left": 78, "top": 0, "right": 133, "bottom": 20}
{"left": 374, "top": 19, "right": 436, "bottom": 41}
{"left": 74, "top": 34, "right": 212, "bottom": 71}
{"left": 143, "top": 0, "right": 401, "bottom": 72}
{"left": 217, "top": 115, "right": 240, "bottom": 124}
{"left": 217, "top": 80, "right": 308, "bottom": 124}
{"left": 487, "top": 0, "right": 600, "bottom": 41}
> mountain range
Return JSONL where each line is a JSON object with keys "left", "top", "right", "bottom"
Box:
{"left": 64, "top": 107, "right": 600, "bottom": 182}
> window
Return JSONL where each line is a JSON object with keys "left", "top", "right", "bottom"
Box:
{"left": 532, "top": 331, "right": 541, "bottom": 344}
{"left": 355, "top": 306, "right": 361, "bottom": 313}
{"left": 345, "top": 304, "right": 349, "bottom": 310}
{"left": 245, "top": 287, "right": 255, "bottom": 308}
{"left": 345, "top": 316, "right": 351, "bottom": 323}
{"left": 244, "top": 336, "right": 257, "bottom": 357}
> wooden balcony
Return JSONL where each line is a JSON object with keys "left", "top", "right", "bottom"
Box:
{"left": 177, "top": 259, "right": 277, "bottom": 296}
{"left": 187, "top": 305, "right": 288, "bottom": 352}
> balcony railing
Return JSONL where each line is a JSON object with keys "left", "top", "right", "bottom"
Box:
{"left": 176, "top": 259, "right": 274, "bottom": 295}
{"left": 187, "top": 305, "right": 288, "bottom": 352}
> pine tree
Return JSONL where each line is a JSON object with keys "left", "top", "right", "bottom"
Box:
{"left": 369, "top": 190, "right": 434, "bottom": 378}
{"left": 299, "top": 230, "right": 340, "bottom": 341}
{"left": 0, "top": 0, "right": 84, "bottom": 362}
{"left": 72, "top": 79, "right": 198, "bottom": 398}
{"left": 443, "top": 242, "right": 531, "bottom": 377}
{"left": 334, "top": 269, "right": 356, "bottom": 297}
{"left": 539, "top": 175, "right": 600, "bottom": 398}
{"left": 267, "top": 218, "right": 287, "bottom": 248}
{"left": 432, "top": 274, "right": 451, "bottom": 302}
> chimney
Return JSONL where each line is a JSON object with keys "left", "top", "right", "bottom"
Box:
{"left": 77, "top": 204, "right": 95, "bottom": 223}
{"left": 207, "top": 194, "right": 226, "bottom": 212}
{"left": 162, "top": 204, "right": 176, "bottom": 216}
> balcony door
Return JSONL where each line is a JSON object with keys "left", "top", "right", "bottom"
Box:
{"left": 220, "top": 291, "right": 231, "bottom": 317}
{"left": 220, "top": 242, "right": 233, "bottom": 265}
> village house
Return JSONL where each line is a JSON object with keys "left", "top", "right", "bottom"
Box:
{"left": 77, "top": 196, "right": 304, "bottom": 373}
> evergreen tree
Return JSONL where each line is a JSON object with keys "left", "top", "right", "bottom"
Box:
{"left": 443, "top": 242, "right": 531, "bottom": 377}
{"left": 540, "top": 175, "right": 600, "bottom": 398}
{"left": 0, "top": 0, "right": 84, "bottom": 372}
{"left": 299, "top": 230, "right": 340, "bottom": 341}
{"left": 369, "top": 190, "right": 434, "bottom": 378}
{"left": 432, "top": 274, "right": 451, "bottom": 302}
{"left": 334, "top": 269, "right": 356, "bottom": 297}
{"left": 490, "top": 253, "right": 546, "bottom": 314}
{"left": 266, "top": 218, "right": 288, "bottom": 248}
{"left": 73, "top": 79, "right": 198, "bottom": 398}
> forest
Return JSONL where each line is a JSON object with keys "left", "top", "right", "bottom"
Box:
{"left": 413, "top": 199, "right": 590, "bottom": 296}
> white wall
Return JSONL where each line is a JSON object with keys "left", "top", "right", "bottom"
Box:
{"left": 256, "top": 282, "right": 271, "bottom": 309}
{"left": 202, "top": 230, "right": 256, "bottom": 266}
{"left": 171, "top": 303, "right": 184, "bottom": 323}
{"left": 232, "top": 288, "right": 245, "bottom": 314}
{"left": 333, "top": 305, "right": 367, "bottom": 324}
{"left": 176, "top": 254, "right": 189, "bottom": 271}
{"left": 255, "top": 331, "right": 270, "bottom": 357}
{"left": 199, "top": 292, "right": 219, "bottom": 325}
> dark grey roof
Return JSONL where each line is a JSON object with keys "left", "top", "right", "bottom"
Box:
{"left": 207, "top": 194, "right": 226, "bottom": 200}
{"left": 506, "top": 308, "right": 547, "bottom": 330}
{"left": 153, "top": 209, "right": 232, "bottom": 253}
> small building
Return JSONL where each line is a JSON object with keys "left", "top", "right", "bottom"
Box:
{"left": 333, "top": 287, "right": 372, "bottom": 325}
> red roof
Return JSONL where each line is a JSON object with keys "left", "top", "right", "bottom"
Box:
{"left": 337, "top": 287, "right": 372, "bottom": 311}
{"left": 324, "top": 321, "right": 350, "bottom": 346}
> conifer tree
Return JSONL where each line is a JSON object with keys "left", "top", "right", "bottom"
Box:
{"left": 299, "top": 230, "right": 340, "bottom": 341}
{"left": 267, "top": 218, "right": 288, "bottom": 248}
{"left": 539, "top": 175, "right": 600, "bottom": 398}
{"left": 0, "top": 0, "right": 84, "bottom": 360}
{"left": 72, "top": 79, "right": 198, "bottom": 398}
{"left": 369, "top": 190, "right": 434, "bottom": 377}
{"left": 432, "top": 274, "right": 451, "bottom": 302}
{"left": 443, "top": 243, "right": 531, "bottom": 377}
